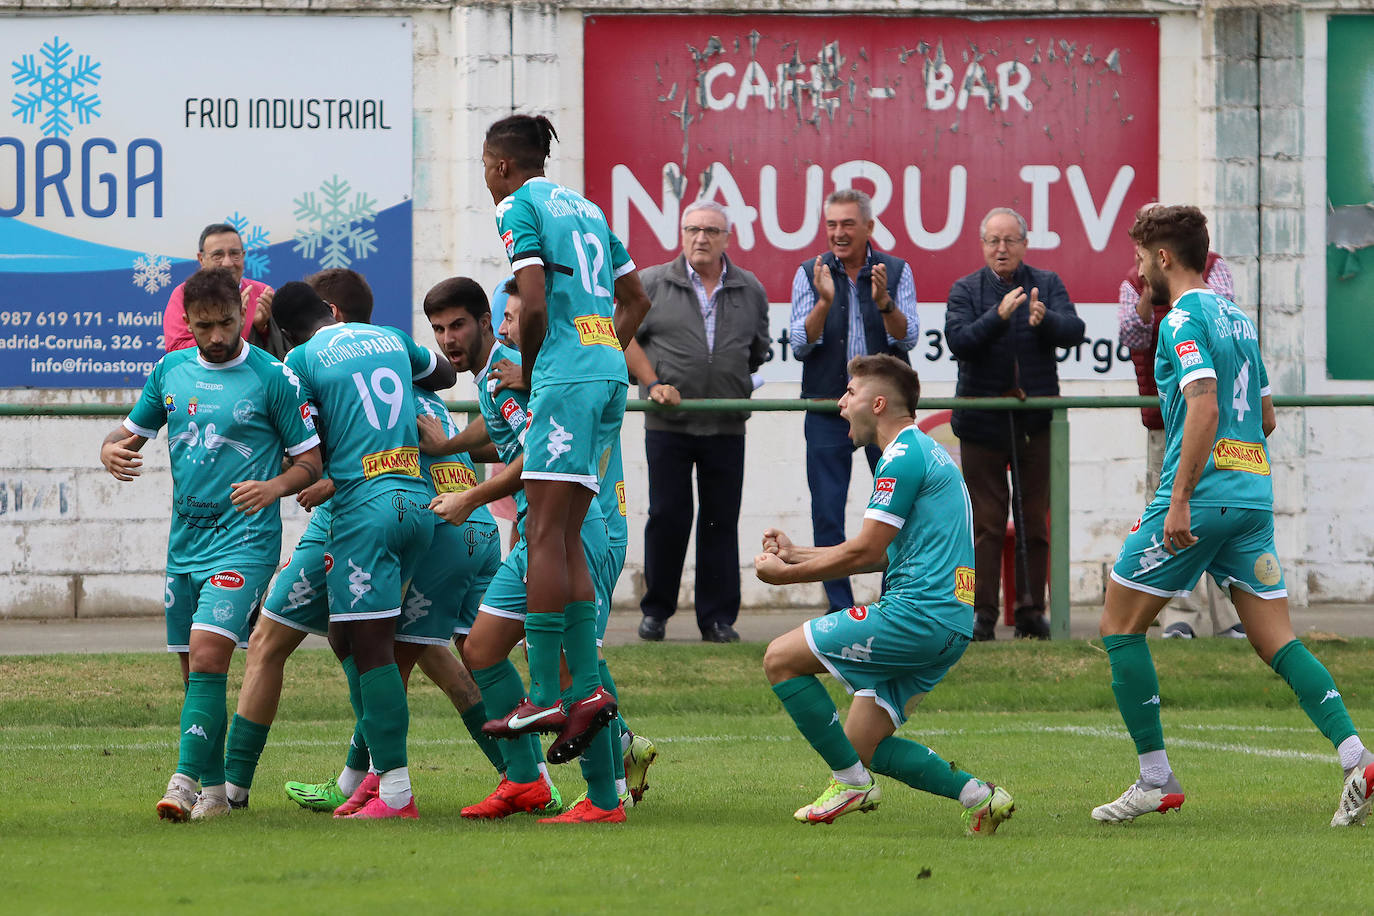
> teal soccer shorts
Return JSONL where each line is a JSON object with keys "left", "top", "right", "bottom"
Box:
{"left": 326, "top": 489, "right": 435, "bottom": 622}
{"left": 165, "top": 563, "right": 275, "bottom": 651}
{"left": 522, "top": 381, "right": 626, "bottom": 492}
{"left": 396, "top": 520, "right": 501, "bottom": 645}
{"left": 1111, "top": 503, "right": 1286, "bottom": 599}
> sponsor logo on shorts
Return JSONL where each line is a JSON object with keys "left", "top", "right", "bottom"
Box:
{"left": 1174, "top": 339, "right": 1202, "bottom": 368}
{"left": 164, "top": 394, "right": 176, "bottom": 413}
{"left": 954, "top": 566, "right": 975, "bottom": 606}
{"left": 573, "top": 314, "right": 620, "bottom": 349}
{"left": 616, "top": 481, "right": 627, "bottom": 517}
{"left": 848, "top": 605, "right": 868, "bottom": 622}
{"left": 1130, "top": 516, "right": 1142, "bottom": 533}
{"left": 1254, "top": 552, "right": 1282, "bottom": 586}
{"left": 872, "top": 477, "right": 896, "bottom": 507}
{"left": 499, "top": 397, "right": 528, "bottom": 432}
{"left": 431, "top": 461, "right": 478, "bottom": 494}
{"left": 187, "top": 397, "right": 199, "bottom": 417}
{"left": 361, "top": 446, "right": 421, "bottom": 479}
{"left": 813, "top": 614, "right": 839, "bottom": 633}
{"left": 323, "top": 552, "right": 334, "bottom": 573}
{"left": 501, "top": 229, "right": 514, "bottom": 258}
{"left": 211, "top": 600, "right": 235, "bottom": 624}
{"left": 1212, "top": 438, "right": 1270, "bottom": 475}
{"left": 209, "top": 570, "right": 244, "bottom": 590}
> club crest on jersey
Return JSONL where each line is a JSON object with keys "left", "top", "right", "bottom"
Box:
{"left": 872, "top": 478, "right": 896, "bottom": 507}
{"left": 1174, "top": 340, "right": 1202, "bottom": 368}
{"left": 164, "top": 394, "right": 176, "bottom": 412}
{"left": 210, "top": 571, "right": 244, "bottom": 590}
{"left": 323, "top": 553, "right": 334, "bottom": 573}
{"left": 187, "top": 397, "right": 199, "bottom": 417}
{"left": 848, "top": 605, "right": 869, "bottom": 622}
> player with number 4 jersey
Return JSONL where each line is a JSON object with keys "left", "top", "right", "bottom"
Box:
{"left": 1096, "top": 205, "right": 1373, "bottom": 828}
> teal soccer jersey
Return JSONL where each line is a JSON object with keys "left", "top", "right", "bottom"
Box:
{"left": 1154, "top": 289, "right": 1273, "bottom": 510}
{"left": 863, "top": 425, "right": 976, "bottom": 637}
{"left": 124, "top": 345, "right": 319, "bottom": 573}
{"left": 476, "top": 342, "right": 531, "bottom": 520}
{"left": 414, "top": 389, "right": 496, "bottom": 529}
{"left": 284, "top": 323, "right": 438, "bottom": 512}
{"left": 496, "top": 177, "right": 635, "bottom": 392}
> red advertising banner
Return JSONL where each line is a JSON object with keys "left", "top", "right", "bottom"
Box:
{"left": 584, "top": 15, "right": 1159, "bottom": 305}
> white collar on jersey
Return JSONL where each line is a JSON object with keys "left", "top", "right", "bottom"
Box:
{"left": 1170, "top": 287, "right": 1213, "bottom": 308}
{"left": 196, "top": 344, "right": 249, "bottom": 371}
{"left": 480, "top": 338, "right": 504, "bottom": 378}
{"left": 523, "top": 176, "right": 553, "bottom": 187}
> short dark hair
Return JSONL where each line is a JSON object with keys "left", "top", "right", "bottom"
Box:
{"left": 848, "top": 354, "right": 920, "bottom": 414}
{"left": 306, "top": 268, "right": 373, "bottom": 323}
{"left": 423, "top": 277, "right": 490, "bottom": 321}
{"left": 485, "top": 115, "right": 558, "bottom": 170}
{"left": 182, "top": 267, "right": 241, "bottom": 315}
{"left": 502, "top": 277, "right": 519, "bottom": 298}
{"left": 198, "top": 223, "right": 239, "bottom": 251}
{"left": 1129, "top": 205, "right": 1209, "bottom": 273}
{"left": 273, "top": 280, "right": 334, "bottom": 341}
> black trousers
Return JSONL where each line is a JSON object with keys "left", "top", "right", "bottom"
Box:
{"left": 640, "top": 429, "right": 746, "bottom": 632}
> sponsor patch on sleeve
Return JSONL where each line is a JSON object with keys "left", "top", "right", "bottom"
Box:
{"left": 1174, "top": 340, "right": 1203, "bottom": 368}
{"left": 499, "top": 397, "right": 528, "bottom": 433}
{"left": 501, "top": 230, "right": 515, "bottom": 259}
{"left": 872, "top": 477, "right": 896, "bottom": 507}
{"left": 299, "top": 402, "right": 315, "bottom": 431}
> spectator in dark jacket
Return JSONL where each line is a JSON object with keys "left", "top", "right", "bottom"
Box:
{"left": 945, "top": 207, "right": 1085, "bottom": 641}
{"left": 625, "top": 200, "right": 771, "bottom": 643}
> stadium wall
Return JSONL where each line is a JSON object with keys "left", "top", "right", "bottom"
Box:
{"left": 1, "top": 0, "right": 1369, "bottom": 619}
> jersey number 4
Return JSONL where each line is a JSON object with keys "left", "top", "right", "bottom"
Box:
{"left": 351, "top": 368, "right": 405, "bottom": 430}
{"left": 1232, "top": 358, "right": 1251, "bottom": 422}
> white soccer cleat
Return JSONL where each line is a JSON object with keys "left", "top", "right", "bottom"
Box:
{"left": 1331, "top": 762, "right": 1374, "bottom": 827}
{"left": 191, "top": 787, "right": 232, "bottom": 821}
{"left": 962, "top": 784, "right": 1015, "bottom": 836}
{"left": 156, "top": 774, "right": 198, "bottom": 822}
{"left": 1092, "top": 775, "right": 1185, "bottom": 823}
{"left": 793, "top": 778, "right": 881, "bottom": 824}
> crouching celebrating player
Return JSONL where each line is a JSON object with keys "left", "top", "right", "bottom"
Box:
{"left": 754, "top": 355, "right": 1014, "bottom": 835}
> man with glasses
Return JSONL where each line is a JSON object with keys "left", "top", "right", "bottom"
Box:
{"left": 625, "top": 200, "right": 771, "bottom": 643}
{"left": 789, "top": 189, "right": 920, "bottom": 614}
{"left": 164, "top": 222, "right": 286, "bottom": 357}
{"left": 944, "top": 207, "right": 1084, "bottom": 641}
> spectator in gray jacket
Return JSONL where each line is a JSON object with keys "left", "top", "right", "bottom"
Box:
{"left": 625, "top": 200, "right": 771, "bottom": 643}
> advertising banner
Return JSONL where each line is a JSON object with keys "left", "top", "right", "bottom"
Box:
{"left": 585, "top": 15, "right": 1159, "bottom": 382}
{"left": 0, "top": 15, "right": 413, "bottom": 387}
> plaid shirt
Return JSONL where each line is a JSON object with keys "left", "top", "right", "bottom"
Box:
{"left": 686, "top": 258, "right": 727, "bottom": 353}
{"left": 1118, "top": 257, "right": 1235, "bottom": 350}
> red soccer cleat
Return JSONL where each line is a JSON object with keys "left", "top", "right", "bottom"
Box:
{"left": 332, "top": 771, "right": 380, "bottom": 818}
{"left": 546, "top": 687, "right": 619, "bottom": 764}
{"left": 460, "top": 778, "right": 554, "bottom": 819}
{"left": 482, "top": 698, "right": 568, "bottom": 739}
{"left": 537, "top": 798, "right": 626, "bottom": 824}
{"left": 346, "top": 795, "right": 419, "bottom": 820}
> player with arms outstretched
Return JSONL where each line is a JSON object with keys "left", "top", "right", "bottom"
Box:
{"left": 754, "top": 355, "right": 1015, "bottom": 835}
{"left": 1094, "top": 205, "right": 1374, "bottom": 826}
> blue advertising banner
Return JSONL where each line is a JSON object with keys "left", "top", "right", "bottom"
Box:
{"left": 0, "top": 16, "right": 414, "bottom": 387}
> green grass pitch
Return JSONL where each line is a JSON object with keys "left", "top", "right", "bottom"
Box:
{"left": 3, "top": 638, "right": 1371, "bottom": 914}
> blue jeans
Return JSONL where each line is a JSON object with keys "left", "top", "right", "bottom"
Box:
{"left": 804, "top": 411, "right": 880, "bottom": 611}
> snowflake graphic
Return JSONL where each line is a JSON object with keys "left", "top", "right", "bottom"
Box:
{"left": 292, "top": 175, "right": 379, "bottom": 270}
{"left": 11, "top": 36, "right": 102, "bottom": 138}
{"left": 132, "top": 253, "right": 172, "bottom": 294}
{"left": 225, "top": 211, "right": 272, "bottom": 280}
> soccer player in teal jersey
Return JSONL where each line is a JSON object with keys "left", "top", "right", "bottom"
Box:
{"left": 1094, "top": 206, "right": 1374, "bottom": 827}
{"left": 480, "top": 114, "right": 652, "bottom": 759}
{"left": 273, "top": 281, "right": 457, "bottom": 820}
{"left": 753, "top": 356, "right": 1015, "bottom": 835}
{"left": 98, "top": 267, "right": 322, "bottom": 822}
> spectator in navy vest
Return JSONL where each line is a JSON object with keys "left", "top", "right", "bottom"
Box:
{"left": 788, "top": 188, "right": 920, "bottom": 612}
{"left": 1119, "top": 242, "right": 1245, "bottom": 640}
{"left": 945, "top": 207, "right": 1085, "bottom": 641}
{"left": 626, "top": 200, "right": 771, "bottom": 643}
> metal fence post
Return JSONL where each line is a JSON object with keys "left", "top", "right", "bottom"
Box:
{"left": 1050, "top": 406, "right": 1071, "bottom": 640}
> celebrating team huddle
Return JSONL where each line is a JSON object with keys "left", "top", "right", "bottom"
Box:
{"left": 99, "top": 115, "right": 1374, "bottom": 832}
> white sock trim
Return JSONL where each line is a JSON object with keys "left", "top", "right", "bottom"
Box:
{"left": 959, "top": 778, "right": 992, "bottom": 809}
{"left": 378, "top": 767, "right": 412, "bottom": 809}
{"left": 832, "top": 762, "right": 870, "bottom": 786}
{"left": 1338, "top": 735, "right": 1366, "bottom": 771}
{"left": 1139, "top": 749, "right": 1172, "bottom": 787}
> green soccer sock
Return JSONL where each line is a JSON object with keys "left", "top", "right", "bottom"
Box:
{"left": 359, "top": 664, "right": 408, "bottom": 773}
{"left": 223, "top": 714, "right": 271, "bottom": 790}
{"left": 176, "top": 672, "right": 228, "bottom": 784}
{"left": 523, "top": 611, "right": 565, "bottom": 707}
{"left": 473, "top": 660, "right": 540, "bottom": 783}
{"left": 1271, "top": 639, "right": 1358, "bottom": 749}
{"left": 579, "top": 725, "right": 621, "bottom": 810}
{"left": 562, "top": 601, "right": 602, "bottom": 697}
{"left": 772, "top": 675, "right": 860, "bottom": 772}
{"left": 1103, "top": 633, "right": 1166, "bottom": 754}
{"left": 598, "top": 659, "right": 627, "bottom": 783}
{"left": 340, "top": 656, "right": 370, "bottom": 770}
{"left": 460, "top": 701, "right": 507, "bottom": 775}
{"left": 871, "top": 735, "right": 976, "bottom": 800}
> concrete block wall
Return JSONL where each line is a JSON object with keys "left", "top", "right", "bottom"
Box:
{"left": 2, "top": 0, "right": 1370, "bottom": 620}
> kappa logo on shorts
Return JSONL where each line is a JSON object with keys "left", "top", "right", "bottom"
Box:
{"left": 285, "top": 569, "right": 317, "bottom": 610}
{"left": 840, "top": 636, "right": 875, "bottom": 662}
{"left": 1134, "top": 534, "right": 1171, "bottom": 576}
{"left": 872, "top": 478, "right": 896, "bottom": 507}
{"left": 211, "top": 600, "right": 235, "bottom": 624}
{"left": 402, "top": 588, "right": 431, "bottom": 624}
{"left": 545, "top": 418, "right": 573, "bottom": 466}
{"left": 1174, "top": 339, "right": 1203, "bottom": 368}
{"left": 209, "top": 570, "right": 244, "bottom": 590}
{"left": 323, "top": 552, "right": 334, "bottom": 573}
{"left": 347, "top": 560, "right": 372, "bottom": 608}
{"left": 847, "top": 605, "right": 869, "bottom": 622}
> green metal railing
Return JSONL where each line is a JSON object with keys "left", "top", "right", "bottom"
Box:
{"left": 7, "top": 393, "right": 1374, "bottom": 639}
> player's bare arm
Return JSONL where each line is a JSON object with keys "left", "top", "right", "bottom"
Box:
{"left": 488, "top": 358, "right": 526, "bottom": 393}
{"left": 100, "top": 427, "right": 148, "bottom": 481}
{"left": 514, "top": 265, "right": 548, "bottom": 390}
{"left": 755, "top": 518, "right": 895, "bottom": 585}
{"left": 230, "top": 445, "right": 323, "bottom": 515}
{"left": 418, "top": 413, "right": 490, "bottom": 458}
{"left": 1163, "top": 377, "right": 1219, "bottom": 554}
{"left": 413, "top": 348, "right": 459, "bottom": 392}
{"left": 430, "top": 453, "right": 525, "bottom": 526}
{"left": 1262, "top": 394, "right": 1276, "bottom": 438}
{"left": 297, "top": 476, "right": 335, "bottom": 510}
{"left": 611, "top": 270, "right": 652, "bottom": 348}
